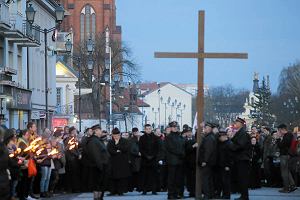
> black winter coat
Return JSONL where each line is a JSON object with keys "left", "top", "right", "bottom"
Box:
{"left": 250, "top": 144, "right": 262, "bottom": 164}
{"left": 165, "top": 132, "right": 185, "bottom": 165}
{"left": 198, "top": 132, "right": 217, "bottom": 166}
{"left": 0, "top": 143, "right": 9, "bottom": 200}
{"left": 85, "top": 135, "right": 109, "bottom": 171}
{"left": 128, "top": 136, "right": 141, "bottom": 172}
{"left": 228, "top": 128, "right": 251, "bottom": 161}
{"left": 185, "top": 137, "right": 197, "bottom": 168}
{"left": 39, "top": 148, "right": 51, "bottom": 167}
{"left": 218, "top": 140, "right": 233, "bottom": 168}
{"left": 107, "top": 138, "right": 131, "bottom": 179}
{"left": 139, "top": 133, "right": 159, "bottom": 166}
{"left": 276, "top": 132, "right": 293, "bottom": 156}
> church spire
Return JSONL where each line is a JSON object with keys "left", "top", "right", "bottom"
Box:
{"left": 253, "top": 72, "right": 259, "bottom": 93}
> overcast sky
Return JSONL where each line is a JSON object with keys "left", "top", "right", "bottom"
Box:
{"left": 116, "top": 0, "right": 300, "bottom": 93}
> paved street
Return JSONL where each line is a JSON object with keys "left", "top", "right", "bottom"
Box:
{"left": 48, "top": 188, "right": 300, "bottom": 200}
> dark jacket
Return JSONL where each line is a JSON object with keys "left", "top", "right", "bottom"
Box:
{"left": 276, "top": 132, "right": 293, "bottom": 156}
{"left": 228, "top": 128, "right": 251, "bottom": 161}
{"left": 107, "top": 138, "right": 131, "bottom": 179}
{"left": 263, "top": 134, "right": 273, "bottom": 160}
{"left": 85, "top": 135, "right": 109, "bottom": 171}
{"left": 64, "top": 137, "right": 80, "bottom": 161}
{"left": 39, "top": 148, "right": 51, "bottom": 167}
{"left": 250, "top": 144, "right": 262, "bottom": 165}
{"left": 0, "top": 142, "right": 9, "bottom": 200}
{"left": 198, "top": 132, "right": 217, "bottom": 166}
{"left": 128, "top": 136, "right": 141, "bottom": 172}
{"left": 185, "top": 137, "right": 197, "bottom": 168}
{"left": 7, "top": 146, "right": 20, "bottom": 180}
{"left": 165, "top": 132, "right": 185, "bottom": 165}
{"left": 139, "top": 133, "right": 160, "bottom": 166}
{"left": 218, "top": 140, "right": 233, "bottom": 168}
{"left": 157, "top": 137, "right": 166, "bottom": 164}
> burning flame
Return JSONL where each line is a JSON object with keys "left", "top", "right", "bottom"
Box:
{"left": 48, "top": 148, "right": 59, "bottom": 156}
{"left": 36, "top": 148, "right": 44, "bottom": 156}
{"left": 9, "top": 148, "right": 22, "bottom": 158}
{"left": 24, "top": 137, "right": 42, "bottom": 152}
{"left": 67, "top": 137, "right": 78, "bottom": 150}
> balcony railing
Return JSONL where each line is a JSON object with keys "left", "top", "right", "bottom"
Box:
{"left": 9, "top": 12, "right": 23, "bottom": 32}
{"left": 0, "top": 2, "right": 9, "bottom": 25}
{"left": 55, "top": 105, "right": 74, "bottom": 115}
{"left": 7, "top": 11, "right": 40, "bottom": 43}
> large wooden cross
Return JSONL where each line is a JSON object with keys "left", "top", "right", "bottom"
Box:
{"left": 154, "top": 10, "right": 248, "bottom": 199}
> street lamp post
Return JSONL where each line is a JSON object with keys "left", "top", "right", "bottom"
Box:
{"left": 158, "top": 87, "right": 161, "bottom": 129}
{"left": 104, "top": 27, "right": 113, "bottom": 133}
{"left": 26, "top": 4, "right": 65, "bottom": 128}
{"left": 178, "top": 104, "right": 186, "bottom": 127}
{"left": 152, "top": 107, "right": 158, "bottom": 128}
{"left": 65, "top": 38, "right": 94, "bottom": 132}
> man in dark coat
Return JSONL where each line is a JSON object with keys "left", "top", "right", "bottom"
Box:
{"left": 107, "top": 128, "right": 131, "bottom": 195}
{"left": 276, "top": 123, "right": 296, "bottom": 193}
{"left": 184, "top": 127, "right": 197, "bottom": 198}
{"left": 64, "top": 127, "right": 81, "bottom": 193}
{"left": 165, "top": 121, "right": 185, "bottom": 200}
{"left": 261, "top": 126, "right": 273, "bottom": 186}
{"left": 218, "top": 129, "right": 233, "bottom": 199}
{"left": 139, "top": 124, "right": 160, "bottom": 195}
{"left": 198, "top": 122, "right": 217, "bottom": 199}
{"left": 0, "top": 127, "right": 10, "bottom": 200}
{"left": 84, "top": 125, "right": 109, "bottom": 200}
{"left": 128, "top": 127, "right": 142, "bottom": 192}
{"left": 228, "top": 118, "right": 251, "bottom": 200}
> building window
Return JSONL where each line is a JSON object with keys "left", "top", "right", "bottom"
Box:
{"left": 80, "top": 14, "right": 85, "bottom": 41}
{"left": 56, "top": 88, "right": 62, "bottom": 106}
{"left": 91, "top": 13, "right": 96, "bottom": 39}
{"left": 80, "top": 5, "right": 96, "bottom": 41}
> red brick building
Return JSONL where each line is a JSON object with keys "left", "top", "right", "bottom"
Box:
{"left": 58, "top": 0, "right": 121, "bottom": 45}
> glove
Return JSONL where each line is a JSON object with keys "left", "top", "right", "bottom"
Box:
{"left": 201, "top": 162, "right": 207, "bottom": 167}
{"left": 225, "top": 167, "right": 230, "bottom": 171}
{"left": 192, "top": 143, "right": 198, "bottom": 148}
{"left": 158, "top": 160, "right": 163, "bottom": 165}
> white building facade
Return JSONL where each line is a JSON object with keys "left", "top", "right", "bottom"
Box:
{"left": 0, "top": 0, "right": 59, "bottom": 131}
{"left": 53, "top": 60, "right": 77, "bottom": 129}
{"left": 140, "top": 83, "right": 192, "bottom": 129}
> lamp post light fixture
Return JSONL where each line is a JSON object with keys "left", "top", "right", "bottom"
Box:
{"left": 104, "top": 27, "right": 113, "bottom": 133}
{"left": 161, "top": 96, "right": 168, "bottom": 128}
{"left": 26, "top": 3, "right": 65, "bottom": 128}
{"left": 152, "top": 107, "right": 158, "bottom": 128}
{"left": 158, "top": 88, "right": 161, "bottom": 128}
{"left": 25, "top": 4, "right": 36, "bottom": 25}
{"left": 64, "top": 38, "right": 94, "bottom": 132}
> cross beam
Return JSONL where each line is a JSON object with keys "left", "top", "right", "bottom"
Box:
{"left": 155, "top": 52, "right": 248, "bottom": 59}
{"left": 154, "top": 10, "right": 248, "bottom": 200}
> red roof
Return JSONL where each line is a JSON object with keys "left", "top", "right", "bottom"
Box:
{"left": 138, "top": 82, "right": 168, "bottom": 96}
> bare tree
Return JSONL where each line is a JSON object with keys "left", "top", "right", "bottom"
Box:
{"left": 271, "top": 62, "right": 300, "bottom": 127}
{"left": 278, "top": 62, "right": 300, "bottom": 97}
{"left": 204, "top": 85, "right": 249, "bottom": 127}
{"left": 71, "top": 32, "right": 139, "bottom": 119}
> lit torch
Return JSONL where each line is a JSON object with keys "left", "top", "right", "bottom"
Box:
{"left": 9, "top": 148, "right": 22, "bottom": 158}
{"left": 48, "top": 148, "right": 59, "bottom": 156}
{"left": 67, "top": 137, "right": 78, "bottom": 150}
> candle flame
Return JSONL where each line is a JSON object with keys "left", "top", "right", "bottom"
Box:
{"left": 48, "top": 148, "right": 59, "bottom": 156}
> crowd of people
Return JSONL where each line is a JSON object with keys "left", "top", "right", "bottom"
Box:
{"left": 0, "top": 118, "right": 300, "bottom": 200}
